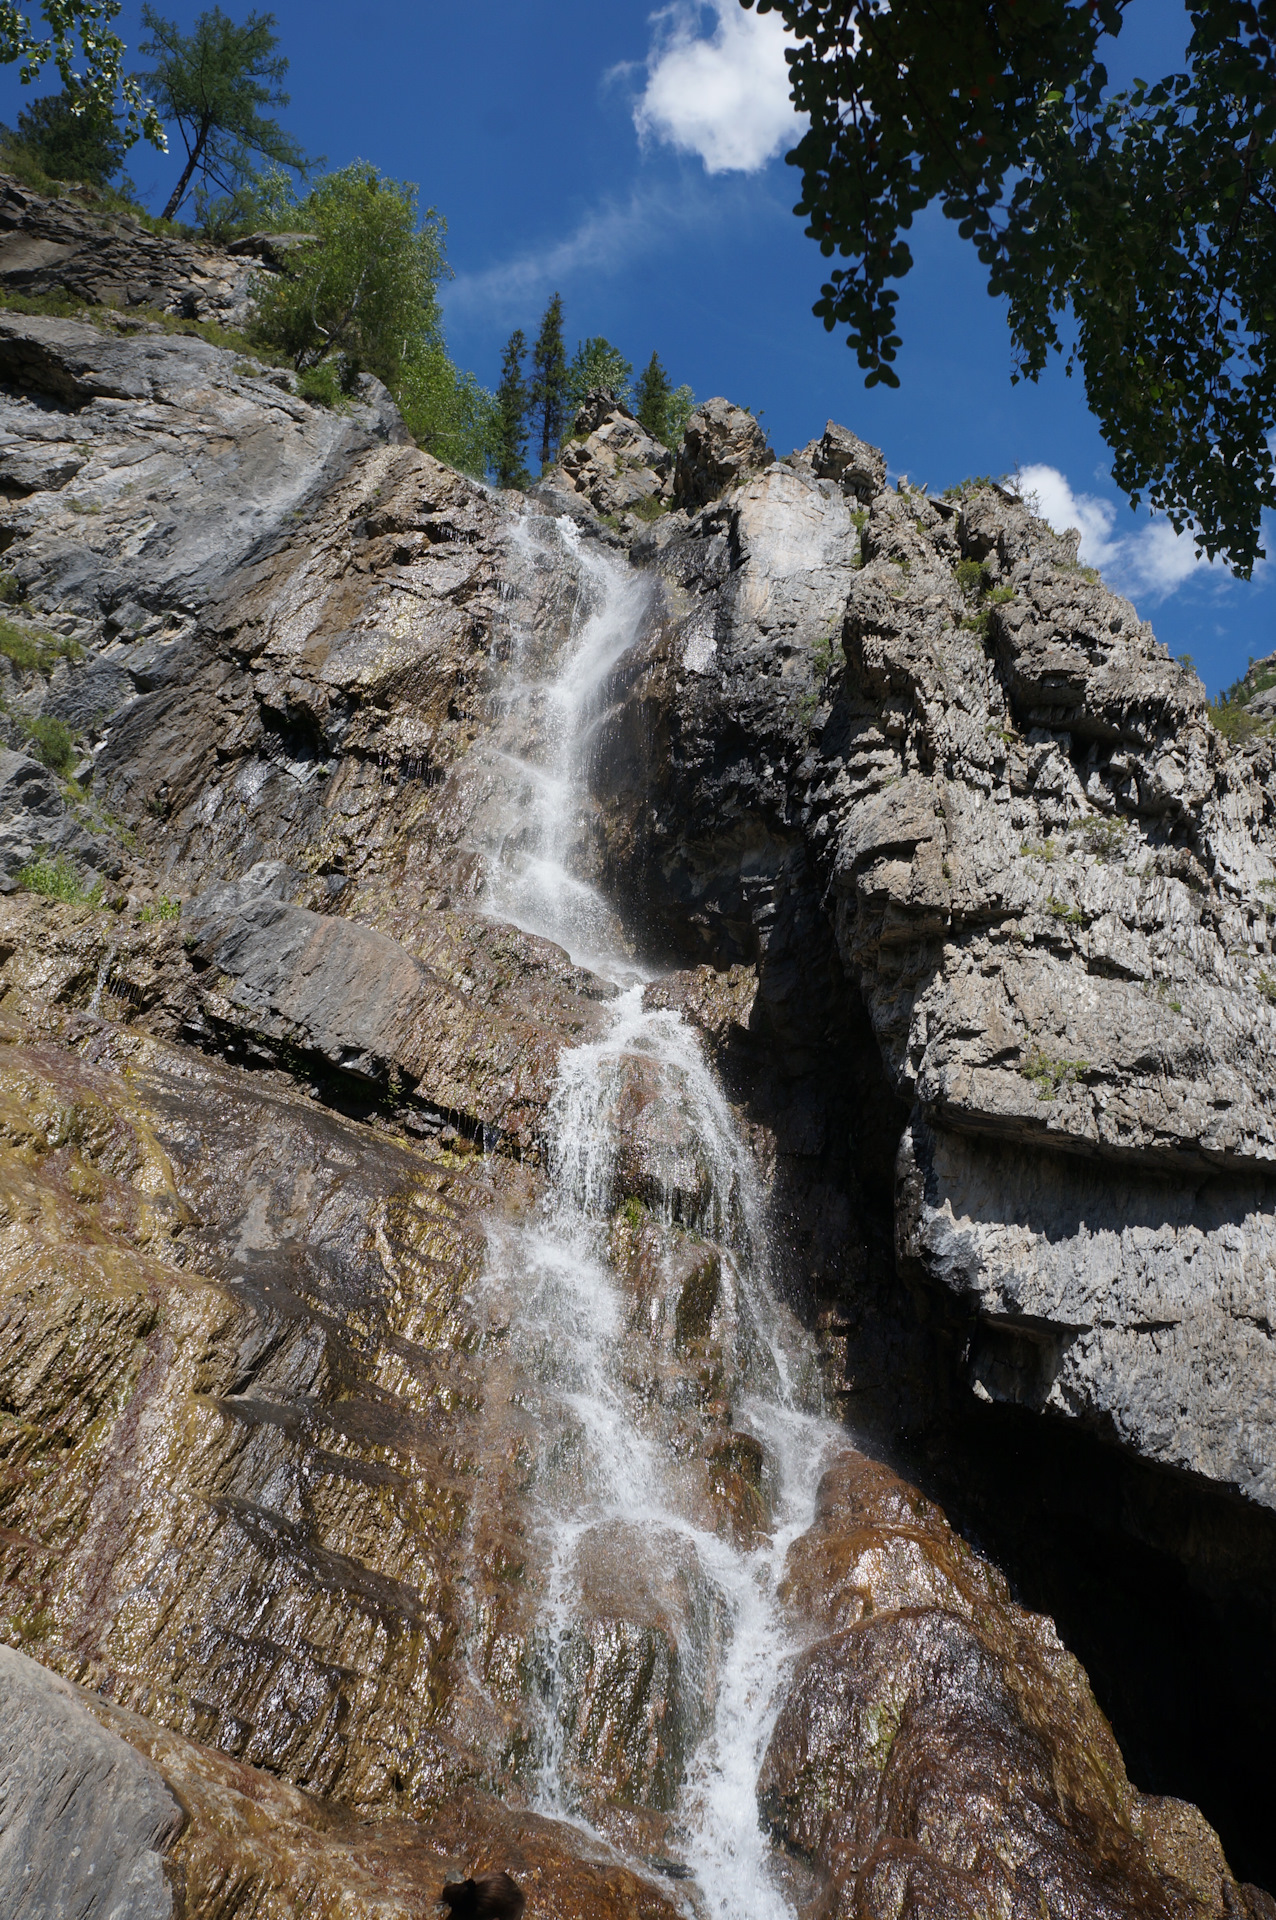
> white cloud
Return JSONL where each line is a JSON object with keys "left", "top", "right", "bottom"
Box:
{"left": 1016, "top": 464, "right": 1222, "bottom": 602}
{"left": 443, "top": 186, "right": 696, "bottom": 323}
{"left": 632, "top": 1, "right": 802, "bottom": 175}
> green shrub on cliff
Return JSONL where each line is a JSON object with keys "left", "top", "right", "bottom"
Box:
{"left": 251, "top": 164, "right": 443, "bottom": 389}
{"left": 250, "top": 164, "right": 496, "bottom": 478}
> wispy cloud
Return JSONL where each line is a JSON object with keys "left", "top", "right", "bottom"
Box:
{"left": 443, "top": 181, "right": 718, "bottom": 324}
{"left": 1017, "top": 464, "right": 1227, "bottom": 602}
{"left": 632, "top": 0, "right": 803, "bottom": 174}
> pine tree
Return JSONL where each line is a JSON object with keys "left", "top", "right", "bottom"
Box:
{"left": 635, "top": 352, "right": 673, "bottom": 446}
{"left": 493, "top": 328, "right": 530, "bottom": 489}
{"left": 530, "top": 293, "right": 568, "bottom": 471}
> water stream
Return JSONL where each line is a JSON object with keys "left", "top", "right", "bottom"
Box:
{"left": 474, "top": 514, "right": 840, "bottom": 1920}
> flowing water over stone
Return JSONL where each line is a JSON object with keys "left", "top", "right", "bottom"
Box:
{"left": 476, "top": 514, "right": 840, "bottom": 1918}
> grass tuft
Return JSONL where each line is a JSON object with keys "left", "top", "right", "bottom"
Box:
{"left": 16, "top": 851, "right": 102, "bottom": 904}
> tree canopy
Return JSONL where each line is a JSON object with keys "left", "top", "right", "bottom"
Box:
{"left": 566, "top": 336, "right": 633, "bottom": 415}
{"left": 745, "top": 0, "right": 1276, "bottom": 575}
{"left": 0, "top": 1, "right": 162, "bottom": 146}
{"left": 495, "top": 329, "right": 531, "bottom": 489}
{"left": 250, "top": 164, "right": 494, "bottom": 477}
{"left": 635, "top": 350, "right": 695, "bottom": 448}
{"left": 6, "top": 84, "right": 127, "bottom": 183}
{"left": 139, "top": 5, "right": 309, "bottom": 221}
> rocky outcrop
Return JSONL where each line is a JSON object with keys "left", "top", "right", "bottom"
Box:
{"left": 0, "top": 170, "right": 269, "bottom": 325}
{"left": 599, "top": 451, "right": 1276, "bottom": 1514}
{"left": 555, "top": 388, "right": 673, "bottom": 527}
{"left": 674, "top": 395, "right": 774, "bottom": 509}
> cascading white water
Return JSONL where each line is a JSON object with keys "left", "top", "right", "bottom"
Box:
{"left": 476, "top": 513, "right": 841, "bottom": 1920}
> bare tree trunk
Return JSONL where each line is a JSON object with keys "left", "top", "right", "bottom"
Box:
{"left": 160, "top": 119, "right": 211, "bottom": 222}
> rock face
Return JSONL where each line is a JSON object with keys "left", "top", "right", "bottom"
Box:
{"left": 1, "top": 177, "right": 1275, "bottom": 1912}
{"left": 674, "top": 395, "right": 775, "bottom": 509}
{"left": 760, "top": 1452, "right": 1274, "bottom": 1920}
{"left": 600, "top": 453, "right": 1276, "bottom": 1513}
{"left": 0, "top": 170, "right": 268, "bottom": 324}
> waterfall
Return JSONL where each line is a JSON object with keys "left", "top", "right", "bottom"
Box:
{"left": 474, "top": 513, "right": 840, "bottom": 1920}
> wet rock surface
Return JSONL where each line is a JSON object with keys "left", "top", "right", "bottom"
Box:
{"left": 0, "top": 179, "right": 1273, "bottom": 1914}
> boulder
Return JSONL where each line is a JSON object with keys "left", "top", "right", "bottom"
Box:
{"left": 810, "top": 419, "right": 886, "bottom": 500}
{"left": 0, "top": 1643, "right": 181, "bottom": 1920}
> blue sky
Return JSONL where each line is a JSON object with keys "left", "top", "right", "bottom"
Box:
{"left": 2, "top": 0, "right": 1270, "bottom": 692}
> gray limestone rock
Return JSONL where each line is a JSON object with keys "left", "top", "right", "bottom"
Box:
{"left": 673, "top": 396, "right": 774, "bottom": 510}
{"left": 0, "top": 1642, "right": 181, "bottom": 1918}
{"left": 556, "top": 392, "right": 673, "bottom": 523}
{"left": 602, "top": 457, "right": 1276, "bottom": 1514}
{"left": 0, "top": 306, "right": 405, "bottom": 758}
{"left": 0, "top": 747, "right": 117, "bottom": 887}
{"left": 184, "top": 870, "right": 453, "bottom": 1086}
{"left": 0, "top": 170, "right": 265, "bottom": 326}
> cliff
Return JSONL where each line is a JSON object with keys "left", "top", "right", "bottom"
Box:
{"left": 0, "top": 178, "right": 1274, "bottom": 1918}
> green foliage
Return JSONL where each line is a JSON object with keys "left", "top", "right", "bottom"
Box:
{"left": 0, "top": 2, "right": 164, "bottom": 148}
{"left": 955, "top": 558, "right": 989, "bottom": 594}
{"left": 249, "top": 164, "right": 494, "bottom": 476}
{"left": 635, "top": 349, "right": 671, "bottom": 440}
{"left": 942, "top": 475, "right": 1003, "bottom": 501}
{"left": 14, "top": 710, "right": 76, "bottom": 771}
{"left": 748, "top": 0, "right": 1276, "bottom": 574}
{"left": 1258, "top": 971, "right": 1276, "bottom": 1005}
{"left": 251, "top": 164, "right": 441, "bottom": 384}
{"left": 666, "top": 382, "right": 695, "bottom": 444}
{"left": 1210, "top": 656, "right": 1276, "bottom": 743}
{"left": 633, "top": 352, "right": 694, "bottom": 448}
{"left": 1209, "top": 699, "right": 1270, "bottom": 744}
{"left": 140, "top": 5, "right": 311, "bottom": 221}
{"left": 140, "top": 895, "right": 181, "bottom": 922}
{"left": 1020, "top": 838, "right": 1057, "bottom": 863}
{"left": 1066, "top": 815, "right": 1131, "bottom": 862}
{"left": 493, "top": 327, "right": 530, "bottom": 489}
{"left": 530, "top": 292, "right": 568, "bottom": 470}
{"left": 15, "top": 851, "right": 101, "bottom": 903}
{"left": 566, "top": 336, "right": 633, "bottom": 418}
{"left": 1047, "top": 895, "right": 1087, "bottom": 925}
{"left": 295, "top": 359, "right": 345, "bottom": 408}
{"left": 4, "top": 85, "right": 127, "bottom": 184}
{"left": 629, "top": 493, "right": 668, "bottom": 523}
{"left": 1018, "top": 1045, "right": 1090, "bottom": 1099}
{"left": 0, "top": 615, "right": 82, "bottom": 673}
{"left": 397, "top": 341, "right": 496, "bottom": 480}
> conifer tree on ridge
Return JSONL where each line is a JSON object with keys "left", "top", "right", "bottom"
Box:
{"left": 530, "top": 293, "right": 568, "bottom": 472}
{"left": 635, "top": 351, "right": 672, "bottom": 446}
{"left": 494, "top": 328, "right": 530, "bottom": 489}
